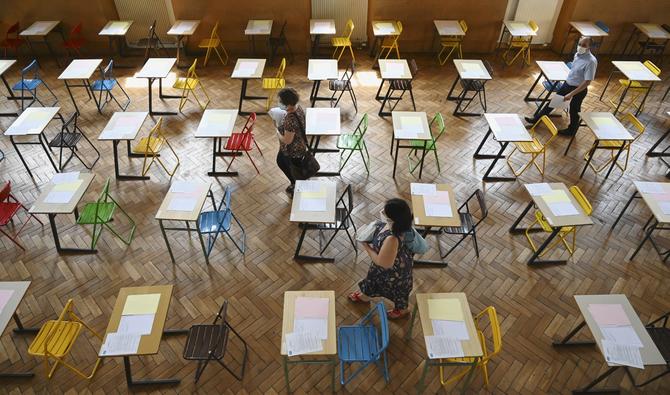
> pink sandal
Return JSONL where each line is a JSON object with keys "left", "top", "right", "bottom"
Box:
{"left": 348, "top": 291, "right": 370, "bottom": 303}
{"left": 387, "top": 308, "right": 410, "bottom": 320}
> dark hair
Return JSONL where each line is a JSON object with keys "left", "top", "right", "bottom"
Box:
{"left": 278, "top": 88, "right": 299, "bottom": 106}
{"left": 384, "top": 198, "right": 412, "bottom": 237}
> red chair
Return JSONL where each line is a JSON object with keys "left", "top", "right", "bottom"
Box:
{"left": 225, "top": 113, "right": 262, "bottom": 174}
{"left": 0, "top": 23, "right": 24, "bottom": 57}
{"left": 0, "top": 181, "right": 43, "bottom": 250}
{"left": 62, "top": 23, "right": 84, "bottom": 58}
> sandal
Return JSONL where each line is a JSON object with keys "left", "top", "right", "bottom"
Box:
{"left": 348, "top": 291, "right": 370, "bottom": 304}
{"left": 387, "top": 308, "right": 410, "bottom": 320}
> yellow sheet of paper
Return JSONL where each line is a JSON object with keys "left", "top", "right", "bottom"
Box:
{"left": 209, "top": 113, "right": 232, "bottom": 124}
{"left": 53, "top": 180, "right": 83, "bottom": 192}
{"left": 542, "top": 190, "right": 570, "bottom": 203}
{"left": 428, "top": 298, "right": 464, "bottom": 321}
{"left": 401, "top": 116, "right": 422, "bottom": 129}
{"left": 122, "top": 293, "right": 161, "bottom": 315}
{"left": 593, "top": 117, "right": 616, "bottom": 127}
{"left": 301, "top": 189, "right": 327, "bottom": 199}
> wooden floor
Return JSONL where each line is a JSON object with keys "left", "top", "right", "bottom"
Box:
{"left": 1, "top": 47, "right": 670, "bottom": 394}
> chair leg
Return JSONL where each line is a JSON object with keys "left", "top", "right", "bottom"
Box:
{"left": 471, "top": 229, "right": 479, "bottom": 258}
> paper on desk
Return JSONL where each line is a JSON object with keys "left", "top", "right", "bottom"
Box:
{"left": 385, "top": 62, "right": 405, "bottom": 77}
{"left": 52, "top": 180, "right": 83, "bottom": 192}
{"left": 293, "top": 318, "right": 328, "bottom": 340}
{"left": 26, "top": 22, "right": 54, "bottom": 34}
{"left": 296, "top": 181, "right": 322, "bottom": 193}
{"left": 424, "top": 193, "right": 452, "bottom": 218}
{"left": 169, "top": 181, "right": 200, "bottom": 194}
{"left": 428, "top": 298, "right": 464, "bottom": 321}
{"left": 108, "top": 22, "right": 129, "bottom": 34}
{"left": 203, "top": 112, "right": 232, "bottom": 131}
{"left": 51, "top": 172, "right": 80, "bottom": 184}
{"left": 658, "top": 201, "right": 670, "bottom": 215}
{"left": 636, "top": 182, "right": 665, "bottom": 194}
{"left": 375, "top": 22, "right": 396, "bottom": 34}
{"left": 44, "top": 190, "right": 75, "bottom": 204}
{"left": 411, "top": 183, "right": 437, "bottom": 196}
{"left": 285, "top": 331, "right": 323, "bottom": 356}
{"left": 462, "top": 62, "right": 486, "bottom": 78}
{"left": 426, "top": 336, "right": 464, "bottom": 359}
{"left": 99, "top": 332, "right": 141, "bottom": 356}
{"left": 118, "top": 314, "right": 154, "bottom": 335}
{"left": 19, "top": 112, "right": 50, "bottom": 133}
{"left": 295, "top": 297, "right": 329, "bottom": 318}
{"left": 299, "top": 198, "right": 327, "bottom": 212}
{"left": 168, "top": 197, "right": 198, "bottom": 212}
{"left": 432, "top": 319, "right": 470, "bottom": 340}
{"left": 602, "top": 339, "right": 643, "bottom": 369}
{"left": 542, "top": 190, "right": 570, "bottom": 203}
{"left": 548, "top": 202, "right": 579, "bottom": 217}
{"left": 122, "top": 293, "right": 161, "bottom": 316}
{"left": 588, "top": 304, "right": 631, "bottom": 327}
{"left": 313, "top": 21, "right": 332, "bottom": 32}
{"left": 236, "top": 61, "right": 258, "bottom": 77}
{"left": 316, "top": 112, "right": 340, "bottom": 132}
{"left": 0, "top": 290, "right": 14, "bottom": 312}
{"left": 526, "top": 183, "right": 553, "bottom": 196}
{"left": 398, "top": 116, "right": 422, "bottom": 137}
{"left": 601, "top": 326, "right": 643, "bottom": 347}
{"left": 549, "top": 95, "right": 570, "bottom": 110}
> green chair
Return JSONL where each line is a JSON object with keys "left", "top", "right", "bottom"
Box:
{"left": 76, "top": 178, "right": 136, "bottom": 249}
{"left": 408, "top": 112, "right": 446, "bottom": 174}
{"left": 337, "top": 114, "right": 370, "bottom": 174}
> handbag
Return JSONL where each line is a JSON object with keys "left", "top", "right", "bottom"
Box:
{"left": 356, "top": 221, "right": 381, "bottom": 242}
{"left": 288, "top": 111, "right": 320, "bottom": 180}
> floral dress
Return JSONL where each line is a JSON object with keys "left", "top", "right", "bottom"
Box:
{"left": 359, "top": 223, "right": 414, "bottom": 310}
{"left": 279, "top": 106, "right": 308, "bottom": 158}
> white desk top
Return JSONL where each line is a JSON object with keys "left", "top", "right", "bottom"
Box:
{"left": 167, "top": 20, "right": 200, "bottom": 36}
{"left": 379, "top": 59, "right": 412, "bottom": 80}
{"left": 484, "top": 113, "right": 532, "bottom": 142}
{"left": 0, "top": 60, "right": 16, "bottom": 76}
{"left": 245, "top": 20, "right": 273, "bottom": 35}
{"left": 306, "top": 107, "right": 341, "bottom": 136}
{"left": 155, "top": 181, "right": 212, "bottom": 222}
{"left": 5, "top": 107, "right": 60, "bottom": 136}
{"left": 99, "top": 21, "right": 133, "bottom": 36}
{"left": 289, "top": 180, "right": 337, "bottom": 224}
{"left": 634, "top": 23, "right": 670, "bottom": 40}
{"left": 392, "top": 111, "right": 431, "bottom": 140}
{"left": 504, "top": 21, "right": 537, "bottom": 36}
{"left": 308, "top": 59, "right": 339, "bottom": 81}
{"left": 136, "top": 58, "right": 177, "bottom": 79}
{"left": 20, "top": 21, "right": 59, "bottom": 36}
{"left": 98, "top": 112, "right": 149, "bottom": 141}
{"left": 612, "top": 61, "right": 661, "bottom": 82}
{"left": 453, "top": 59, "right": 491, "bottom": 80}
{"left": 634, "top": 181, "right": 670, "bottom": 224}
{"left": 569, "top": 21, "right": 609, "bottom": 37}
{"left": 58, "top": 59, "right": 103, "bottom": 80}
{"left": 372, "top": 21, "right": 400, "bottom": 36}
{"left": 195, "top": 109, "right": 238, "bottom": 138}
{"left": 434, "top": 20, "right": 465, "bottom": 36}
{"left": 524, "top": 183, "right": 594, "bottom": 228}
{"left": 310, "top": 19, "right": 336, "bottom": 35}
{"left": 536, "top": 61, "right": 570, "bottom": 81}
{"left": 231, "top": 58, "right": 266, "bottom": 79}
{"left": 581, "top": 112, "right": 634, "bottom": 141}
{"left": 30, "top": 172, "right": 95, "bottom": 214}
{"left": 0, "top": 281, "right": 30, "bottom": 336}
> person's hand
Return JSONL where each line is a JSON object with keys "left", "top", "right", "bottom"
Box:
{"left": 563, "top": 94, "right": 572, "bottom": 101}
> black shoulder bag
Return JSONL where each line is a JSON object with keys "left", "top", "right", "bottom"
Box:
{"left": 289, "top": 112, "right": 320, "bottom": 180}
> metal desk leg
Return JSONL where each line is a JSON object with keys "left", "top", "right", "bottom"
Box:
{"left": 392, "top": 138, "right": 401, "bottom": 178}
{"left": 416, "top": 359, "right": 431, "bottom": 394}
{"left": 611, "top": 191, "right": 639, "bottom": 230}
{"left": 123, "top": 355, "right": 180, "bottom": 386}
{"left": 572, "top": 366, "right": 621, "bottom": 394}
{"left": 559, "top": 26, "right": 576, "bottom": 57}
{"left": 12, "top": 313, "right": 39, "bottom": 334}
{"left": 446, "top": 75, "right": 461, "bottom": 101}
{"left": 613, "top": 83, "right": 631, "bottom": 116}
{"left": 378, "top": 82, "right": 394, "bottom": 117}
{"left": 418, "top": 141, "right": 428, "bottom": 179}
{"left": 159, "top": 219, "right": 176, "bottom": 264}
{"left": 293, "top": 223, "right": 335, "bottom": 262}
{"left": 208, "top": 137, "right": 239, "bottom": 177}
{"left": 473, "top": 128, "right": 499, "bottom": 159}
{"left": 580, "top": 141, "right": 600, "bottom": 178}
{"left": 64, "top": 80, "right": 79, "bottom": 114}
{"left": 405, "top": 304, "right": 419, "bottom": 340}
{"left": 552, "top": 320, "right": 596, "bottom": 346}
{"left": 112, "top": 141, "right": 150, "bottom": 181}
{"left": 630, "top": 220, "right": 658, "bottom": 261}
{"left": 196, "top": 222, "right": 210, "bottom": 265}
{"left": 508, "top": 201, "right": 541, "bottom": 235}
{"left": 524, "top": 72, "right": 543, "bottom": 102}
{"left": 604, "top": 144, "right": 627, "bottom": 179}
{"left": 483, "top": 142, "right": 515, "bottom": 183}
{"left": 634, "top": 81, "right": 653, "bottom": 116}
{"left": 646, "top": 127, "right": 670, "bottom": 157}
{"left": 599, "top": 70, "right": 617, "bottom": 101}
{"left": 527, "top": 227, "right": 567, "bottom": 266}
{"left": 49, "top": 213, "right": 97, "bottom": 254}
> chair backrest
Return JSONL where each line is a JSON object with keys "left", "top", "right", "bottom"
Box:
{"left": 529, "top": 20, "right": 539, "bottom": 33}
{"left": 210, "top": 21, "right": 220, "bottom": 41}
{"left": 0, "top": 181, "right": 10, "bottom": 202}
{"left": 459, "top": 20, "right": 468, "bottom": 34}
{"left": 643, "top": 60, "right": 661, "bottom": 76}
{"left": 408, "top": 59, "right": 419, "bottom": 78}
{"left": 6, "top": 22, "right": 20, "bottom": 37}
{"left": 101, "top": 59, "right": 114, "bottom": 80}
{"left": 44, "top": 299, "right": 78, "bottom": 355}
{"left": 69, "top": 23, "right": 83, "bottom": 39}
{"left": 595, "top": 20, "right": 610, "bottom": 33}
{"left": 353, "top": 113, "right": 368, "bottom": 138}
{"left": 622, "top": 112, "right": 645, "bottom": 141}
{"left": 22, "top": 59, "right": 39, "bottom": 80}
{"left": 61, "top": 112, "right": 79, "bottom": 135}
{"left": 429, "top": 112, "right": 446, "bottom": 147}
{"left": 276, "top": 58, "right": 286, "bottom": 79}
{"left": 97, "top": 178, "right": 112, "bottom": 205}
{"left": 144, "top": 117, "right": 166, "bottom": 154}
{"left": 148, "top": 20, "right": 157, "bottom": 35}
{"left": 569, "top": 185, "right": 592, "bottom": 216}
{"left": 344, "top": 19, "right": 354, "bottom": 39}
{"left": 533, "top": 116, "right": 559, "bottom": 147}
{"left": 483, "top": 60, "right": 494, "bottom": 78}
{"left": 241, "top": 113, "right": 257, "bottom": 136}
{"left": 475, "top": 306, "right": 502, "bottom": 363}
{"left": 359, "top": 302, "right": 390, "bottom": 355}
{"left": 462, "top": 189, "right": 488, "bottom": 225}
{"left": 186, "top": 59, "right": 198, "bottom": 79}
{"left": 395, "top": 21, "right": 403, "bottom": 36}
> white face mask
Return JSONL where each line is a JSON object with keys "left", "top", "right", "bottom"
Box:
{"left": 576, "top": 45, "right": 588, "bottom": 55}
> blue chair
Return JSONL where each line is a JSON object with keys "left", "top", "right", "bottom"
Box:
{"left": 592, "top": 21, "right": 609, "bottom": 52}
{"left": 338, "top": 302, "right": 390, "bottom": 386}
{"left": 12, "top": 60, "right": 57, "bottom": 111}
{"left": 90, "top": 60, "right": 130, "bottom": 112}
{"left": 198, "top": 186, "right": 246, "bottom": 258}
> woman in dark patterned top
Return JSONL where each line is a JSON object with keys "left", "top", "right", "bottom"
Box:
{"left": 349, "top": 198, "right": 415, "bottom": 319}
{"left": 275, "top": 88, "right": 308, "bottom": 195}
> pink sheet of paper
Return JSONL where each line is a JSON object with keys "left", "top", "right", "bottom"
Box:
{"left": 423, "top": 191, "right": 450, "bottom": 205}
{"left": 655, "top": 193, "right": 670, "bottom": 202}
{"left": 0, "top": 290, "right": 15, "bottom": 312}
{"left": 588, "top": 304, "right": 630, "bottom": 327}
{"left": 295, "top": 297, "right": 329, "bottom": 319}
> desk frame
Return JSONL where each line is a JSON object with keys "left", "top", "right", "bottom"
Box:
{"left": 473, "top": 128, "right": 516, "bottom": 183}
{"left": 236, "top": 78, "right": 267, "bottom": 116}
{"left": 509, "top": 201, "right": 568, "bottom": 266}
{"left": 599, "top": 69, "right": 654, "bottom": 117}
{"left": 446, "top": 75, "right": 488, "bottom": 117}
{"left": 143, "top": 77, "right": 179, "bottom": 116}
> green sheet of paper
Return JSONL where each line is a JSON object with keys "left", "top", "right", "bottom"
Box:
{"left": 122, "top": 293, "right": 161, "bottom": 315}
{"left": 52, "top": 180, "right": 83, "bottom": 192}
{"left": 542, "top": 190, "right": 570, "bottom": 203}
{"left": 428, "top": 298, "right": 464, "bottom": 321}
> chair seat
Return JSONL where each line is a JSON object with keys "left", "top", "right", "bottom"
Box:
{"left": 49, "top": 132, "right": 82, "bottom": 149}
{"left": 199, "top": 210, "right": 233, "bottom": 233}
{"left": 390, "top": 80, "right": 411, "bottom": 90}
{"left": 542, "top": 80, "right": 563, "bottom": 91}
{"left": 509, "top": 39, "right": 529, "bottom": 48}
{"left": 598, "top": 140, "right": 627, "bottom": 149}
{"left": 329, "top": 80, "right": 351, "bottom": 92}
{"left": 133, "top": 137, "right": 165, "bottom": 154}
{"left": 381, "top": 36, "right": 397, "bottom": 47}
{"left": 409, "top": 139, "right": 436, "bottom": 150}
{"left": 173, "top": 77, "right": 199, "bottom": 90}
{"left": 440, "top": 37, "right": 461, "bottom": 45}
{"left": 618, "top": 79, "right": 647, "bottom": 90}
{"left": 513, "top": 138, "right": 544, "bottom": 153}
{"left": 262, "top": 78, "right": 285, "bottom": 90}
{"left": 536, "top": 212, "right": 574, "bottom": 234}
{"left": 12, "top": 79, "right": 42, "bottom": 91}
{"left": 225, "top": 133, "right": 253, "bottom": 151}
{"left": 647, "top": 327, "right": 670, "bottom": 362}
{"left": 0, "top": 202, "right": 21, "bottom": 226}
{"left": 443, "top": 213, "right": 475, "bottom": 235}
{"left": 337, "top": 134, "right": 363, "bottom": 149}
{"left": 183, "top": 324, "right": 228, "bottom": 360}
{"left": 90, "top": 79, "right": 117, "bottom": 91}
{"left": 28, "top": 320, "right": 82, "bottom": 358}
{"left": 331, "top": 37, "right": 351, "bottom": 47}
{"left": 198, "top": 38, "right": 221, "bottom": 48}
{"left": 460, "top": 79, "right": 484, "bottom": 91}
{"left": 77, "top": 202, "right": 116, "bottom": 225}
{"left": 338, "top": 325, "right": 380, "bottom": 362}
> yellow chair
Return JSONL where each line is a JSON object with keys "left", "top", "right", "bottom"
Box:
{"left": 439, "top": 306, "right": 502, "bottom": 389}
{"left": 331, "top": 19, "right": 355, "bottom": 62}
{"left": 377, "top": 21, "right": 403, "bottom": 60}
{"left": 503, "top": 20, "right": 538, "bottom": 66}
{"left": 583, "top": 113, "right": 645, "bottom": 174}
{"left": 525, "top": 186, "right": 592, "bottom": 257}
{"left": 173, "top": 58, "right": 210, "bottom": 112}
{"left": 438, "top": 20, "right": 467, "bottom": 65}
{"left": 198, "top": 21, "right": 228, "bottom": 67}
{"left": 609, "top": 60, "right": 660, "bottom": 113}
{"left": 28, "top": 299, "right": 103, "bottom": 380}
{"left": 506, "top": 115, "right": 558, "bottom": 177}
{"left": 262, "top": 57, "right": 286, "bottom": 110}
{"left": 132, "top": 117, "right": 180, "bottom": 177}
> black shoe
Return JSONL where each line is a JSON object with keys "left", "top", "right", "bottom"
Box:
{"left": 558, "top": 128, "right": 576, "bottom": 136}
{"left": 285, "top": 184, "right": 295, "bottom": 197}
{"left": 524, "top": 116, "right": 537, "bottom": 126}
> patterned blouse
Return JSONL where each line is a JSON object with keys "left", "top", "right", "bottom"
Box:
{"left": 279, "top": 106, "right": 308, "bottom": 158}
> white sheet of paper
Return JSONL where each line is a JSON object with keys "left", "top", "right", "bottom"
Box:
{"left": 236, "top": 62, "right": 258, "bottom": 77}
{"left": 285, "top": 332, "right": 323, "bottom": 356}
{"left": 601, "top": 326, "right": 643, "bottom": 347}
{"left": 269, "top": 108, "right": 288, "bottom": 128}
{"left": 432, "top": 320, "right": 470, "bottom": 340}
{"left": 376, "top": 23, "right": 395, "bottom": 34}
{"left": 425, "top": 202, "right": 453, "bottom": 218}
{"left": 385, "top": 63, "right": 404, "bottom": 77}
{"left": 636, "top": 182, "right": 665, "bottom": 194}
{"left": 169, "top": 181, "right": 199, "bottom": 194}
{"left": 51, "top": 172, "right": 80, "bottom": 184}
{"left": 601, "top": 339, "right": 644, "bottom": 369}
{"left": 411, "top": 183, "right": 437, "bottom": 196}
{"left": 44, "top": 191, "right": 74, "bottom": 204}
{"left": 300, "top": 198, "right": 327, "bottom": 212}
{"left": 548, "top": 201, "right": 579, "bottom": 216}
{"left": 313, "top": 22, "right": 331, "bottom": 32}
{"left": 658, "top": 201, "right": 670, "bottom": 215}
{"left": 293, "top": 318, "right": 328, "bottom": 340}
{"left": 550, "top": 95, "right": 570, "bottom": 110}
{"left": 296, "top": 181, "right": 322, "bottom": 193}
{"left": 99, "top": 332, "right": 141, "bottom": 356}
{"left": 168, "top": 197, "right": 197, "bottom": 212}
{"left": 425, "top": 336, "right": 465, "bottom": 359}
{"left": 526, "top": 183, "right": 553, "bottom": 196}
{"left": 117, "top": 314, "right": 155, "bottom": 336}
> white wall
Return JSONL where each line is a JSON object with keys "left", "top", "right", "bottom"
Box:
{"left": 514, "top": 0, "right": 564, "bottom": 44}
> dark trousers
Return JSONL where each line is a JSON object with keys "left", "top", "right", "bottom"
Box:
{"left": 537, "top": 83, "right": 588, "bottom": 132}
{"left": 276, "top": 150, "right": 299, "bottom": 184}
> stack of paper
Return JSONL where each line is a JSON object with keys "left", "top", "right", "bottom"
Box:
{"left": 201, "top": 112, "right": 232, "bottom": 134}
{"left": 0, "top": 290, "right": 15, "bottom": 312}
{"left": 526, "top": 183, "right": 553, "bottom": 196}
{"left": 398, "top": 116, "right": 422, "bottom": 138}
{"left": 169, "top": 181, "right": 199, "bottom": 194}
{"left": 286, "top": 297, "right": 328, "bottom": 356}
{"left": 424, "top": 191, "right": 452, "bottom": 218}
{"left": 100, "top": 293, "right": 160, "bottom": 356}
{"left": 313, "top": 21, "right": 331, "bottom": 32}
{"left": 297, "top": 182, "right": 327, "bottom": 212}
{"left": 168, "top": 197, "right": 197, "bottom": 212}
{"left": 411, "top": 183, "right": 437, "bottom": 196}
{"left": 44, "top": 179, "right": 83, "bottom": 204}
{"left": 425, "top": 298, "right": 468, "bottom": 358}
{"left": 588, "top": 303, "right": 644, "bottom": 369}
{"left": 543, "top": 190, "right": 579, "bottom": 217}
{"left": 236, "top": 62, "right": 258, "bottom": 77}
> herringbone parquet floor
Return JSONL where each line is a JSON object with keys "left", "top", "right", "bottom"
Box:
{"left": 1, "top": 47, "right": 670, "bottom": 395}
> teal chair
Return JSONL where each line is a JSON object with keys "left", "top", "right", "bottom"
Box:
{"left": 337, "top": 114, "right": 370, "bottom": 174}
{"left": 407, "top": 112, "right": 446, "bottom": 174}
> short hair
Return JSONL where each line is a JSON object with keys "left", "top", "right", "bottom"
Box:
{"left": 278, "top": 88, "right": 299, "bottom": 106}
{"left": 579, "top": 36, "right": 592, "bottom": 47}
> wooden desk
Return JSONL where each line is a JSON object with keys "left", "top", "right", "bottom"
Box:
{"left": 98, "top": 111, "right": 150, "bottom": 181}
{"left": 622, "top": 23, "right": 670, "bottom": 60}
{"left": 0, "top": 60, "right": 18, "bottom": 117}
{"left": 310, "top": 19, "right": 336, "bottom": 57}
{"left": 29, "top": 172, "right": 96, "bottom": 254}
{"left": 0, "top": 281, "right": 35, "bottom": 378}
{"left": 579, "top": 112, "right": 634, "bottom": 179}
{"left": 434, "top": 20, "right": 465, "bottom": 37}
{"left": 509, "top": 182, "right": 593, "bottom": 265}
{"left": 307, "top": 59, "right": 338, "bottom": 107}
{"left": 376, "top": 59, "right": 412, "bottom": 117}
{"left": 281, "top": 290, "right": 336, "bottom": 393}
{"left": 447, "top": 59, "right": 492, "bottom": 117}
{"left": 99, "top": 21, "right": 133, "bottom": 67}
{"left": 100, "top": 285, "right": 186, "bottom": 386}
{"left": 560, "top": 22, "right": 609, "bottom": 56}
{"left": 58, "top": 59, "right": 103, "bottom": 114}
{"left": 305, "top": 107, "right": 341, "bottom": 176}
{"left": 245, "top": 20, "right": 273, "bottom": 57}
{"left": 20, "top": 21, "right": 63, "bottom": 67}
{"left": 391, "top": 111, "right": 431, "bottom": 178}
{"left": 167, "top": 20, "right": 200, "bottom": 68}
{"left": 524, "top": 61, "right": 570, "bottom": 117}
{"left": 289, "top": 180, "right": 337, "bottom": 262}
{"left": 370, "top": 20, "right": 400, "bottom": 56}
{"left": 195, "top": 109, "right": 239, "bottom": 177}
{"left": 231, "top": 58, "right": 267, "bottom": 116}
{"left": 135, "top": 58, "right": 178, "bottom": 116}
{"left": 553, "top": 294, "right": 665, "bottom": 393}
{"left": 600, "top": 61, "right": 660, "bottom": 116}
{"left": 408, "top": 292, "right": 483, "bottom": 394}
{"left": 503, "top": 21, "right": 537, "bottom": 37}
{"left": 474, "top": 113, "right": 532, "bottom": 183}
{"left": 4, "top": 106, "right": 61, "bottom": 177}
{"left": 156, "top": 180, "right": 213, "bottom": 265}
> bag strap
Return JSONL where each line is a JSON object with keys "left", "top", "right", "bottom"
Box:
{"left": 290, "top": 111, "right": 311, "bottom": 154}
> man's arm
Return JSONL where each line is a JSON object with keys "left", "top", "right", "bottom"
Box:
{"left": 564, "top": 80, "right": 591, "bottom": 100}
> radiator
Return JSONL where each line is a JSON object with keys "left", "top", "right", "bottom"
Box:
{"left": 311, "top": 0, "right": 368, "bottom": 44}
{"left": 113, "top": 0, "right": 176, "bottom": 46}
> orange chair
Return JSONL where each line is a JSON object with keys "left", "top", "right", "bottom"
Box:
{"left": 225, "top": 113, "right": 262, "bottom": 174}
{"left": 0, "top": 181, "right": 43, "bottom": 250}
{"left": 62, "top": 23, "right": 84, "bottom": 58}
{"left": 0, "top": 22, "right": 24, "bottom": 57}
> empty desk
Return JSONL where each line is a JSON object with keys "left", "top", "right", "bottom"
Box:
{"left": 99, "top": 21, "right": 133, "bottom": 67}
{"left": 447, "top": 59, "right": 492, "bottom": 116}
{"left": 136, "top": 58, "right": 178, "bottom": 116}
{"left": 20, "top": 21, "right": 63, "bottom": 67}
{"left": 0, "top": 60, "right": 18, "bottom": 117}
{"left": 58, "top": 59, "right": 103, "bottom": 114}
{"left": 370, "top": 20, "right": 401, "bottom": 57}
{"left": 524, "top": 61, "right": 570, "bottom": 118}
{"left": 4, "top": 106, "right": 61, "bottom": 177}
{"left": 310, "top": 19, "right": 336, "bottom": 57}
{"left": 501, "top": 20, "right": 537, "bottom": 39}
{"left": 306, "top": 107, "right": 341, "bottom": 176}
{"left": 391, "top": 111, "right": 431, "bottom": 178}
{"left": 98, "top": 111, "right": 150, "bottom": 181}
{"left": 600, "top": 61, "right": 660, "bottom": 116}
{"left": 623, "top": 23, "right": 670, "bottom": 58}
{"left": 376, "top": 59, "right": 412, "bottom": 117}
{"left": 195, "top": 109, "right": 240, "bottom": 177}
{"left": 474, "top": 113, "right": 532, "bottom": 183}
{"left": 433, "top": 20, "right": 466, "bottom": 54}
{"left": 0, "top": 281, "right": 35, "bottom": 378}
{"left": 167, "top": 20, "right": 200, "bottom": 68}
{"left": 560, "top": 21, "right": 609, "bottom": 55}
{"left": 579, "top": 112, "right": 634, "bottom": 179}
{"left": 289, "top": 180, "right": 337, "bottom": 262}
{"left": 308, "top": 59, "right": 338, "bottom": 107}
{"left": 231, "top": 58, "right": 267, "bottom": 115}
{"left": 245, "top": 20, "right": 273, "bottom": 57}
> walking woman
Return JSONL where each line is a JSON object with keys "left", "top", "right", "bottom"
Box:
{"left": 349, "top": 198, "right": 415, "bottom": 319}
{"left": 275, "top": 88, "right": 308, "bottom": 195}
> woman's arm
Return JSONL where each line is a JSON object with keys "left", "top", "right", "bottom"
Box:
{"left": 276, "top": 129, "right": 295, "bottom": 144}
{"left": 362, "top": 237, "right": 399, "bottom": 269}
